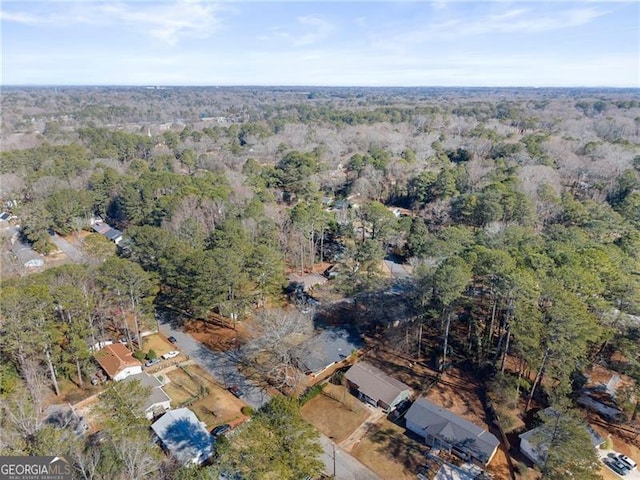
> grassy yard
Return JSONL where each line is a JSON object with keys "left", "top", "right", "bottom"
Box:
{"left": 301, "top": 384, "right": 369, "bottom": 443}
{"left": 142, "top": 334, "right": 174, "bottom": 357}
{"left": 350, "top": 417, "right": 429, "bottom": 480}
{"left": 162, "top": 365, "right": 247, "bottom": 429}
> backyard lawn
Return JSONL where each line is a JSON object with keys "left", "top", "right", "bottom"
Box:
{"left": 162, "top": 364, "right": 247, "bottom": 429}
{"left": 301, "top": 383, "right": 369, "bottom": 443}
{"left": 142, "top": 333, "right": 174, "bottom": 357}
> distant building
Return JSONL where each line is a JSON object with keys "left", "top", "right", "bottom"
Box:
{"left": 10, "top": 236, "right": 45, "bottom": 268}
{"left": 344, "top": 361, "right": 413, "bottom": 412}
{"left": 94, "top": 343, "right": 143, "bottom": 381}
{"left": 405, "top": 397, "right": 500, "bottom": 466}
{"left": 91, "top": 219, "right": 124, "bottom": 245}
{"left": 151, "top": 408, "right": 213, "bottom": 465}
{"left": 123, "top": 372, "right": 171, "bottom": 420}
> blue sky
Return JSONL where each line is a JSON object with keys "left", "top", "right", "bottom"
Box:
{"left": 1, "top": 1, "right": 638, "bottom": 87}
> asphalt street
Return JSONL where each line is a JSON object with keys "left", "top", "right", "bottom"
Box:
{"left": 157, "top": 313, "right": 270, "bottom": 410}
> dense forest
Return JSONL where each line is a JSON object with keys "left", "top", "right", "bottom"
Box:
{"left": 1, "top": 86, "right": 639, "bottom": 480}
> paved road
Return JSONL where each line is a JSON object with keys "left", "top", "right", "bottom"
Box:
{"left": 50, "top": 233, "right": 86, "bottom": 263}
{"left": 319, "top": 434, "right": 383, "bottom": 480}
{"left": 157, "top": 313, "right": 270, "bottom": 410}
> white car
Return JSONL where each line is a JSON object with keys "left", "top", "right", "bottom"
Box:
{"left": 162, "top": 351, "right": 180, "bottom": 360}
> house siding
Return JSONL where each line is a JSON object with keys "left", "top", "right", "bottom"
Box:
{"left": 113, "top": 365, "right": 143, "bottom": 381}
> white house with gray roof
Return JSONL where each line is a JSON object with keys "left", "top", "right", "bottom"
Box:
{"left": 344, "top": 361, "right": 413, "bottom": 412}
{"left": 405, "top": 397, "right": 500, "bottom": 466}
{"left": 151, "top": 408, "right": 213, "bottom": 466}
{"left": 123, "top": 372, "right": 171, "bottom": 420}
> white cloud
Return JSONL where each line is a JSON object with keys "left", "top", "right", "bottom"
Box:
{"left": 257, "top": 15, "right": 333, "bottom": 47}
{"left": 0, "top": 1, "right": 223, "bottom": 44}
{"left": 387, "top": 6, "right": 609, "bottom": 46}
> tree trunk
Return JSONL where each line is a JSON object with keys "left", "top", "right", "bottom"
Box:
{"left": 417, "top": 322, "right": 423, "bottom": 360}
{"left": 45, "top": 348, "right": 60, "bottom": 396}
{"left": 500, "top": 328, "right": 511, "bottom": 374}
{"left": 526, "top": 348, "right": 550, "bottom": 412}
{"left": 76, "top": 357, "right": 84, "bottom": 387}
{"left": 441, "top": 309, "right": 452, "bottom": 373}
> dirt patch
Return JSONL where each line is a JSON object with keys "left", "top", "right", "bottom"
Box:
{"left": 350, "top": 417, "right": 429, "bottom": 480}
{"left": 184, "top": 317, "right": 251, "bottom": 352}
{"left": 360, "top": 341, "right": 440, "bottom": 394}
{"left": 301, "top": 384, "right": 369, "bottom": 443}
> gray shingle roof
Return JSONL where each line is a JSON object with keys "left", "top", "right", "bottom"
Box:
{"left": 406, "top": 397, "right": 499, "bottom": 464}
{"left": 123, "top": 373, "right": 170, "bottom": 412}
{"left": 151, "top": 408, "right": 213, "bottom": 465}
{"left": 344, "top": 361, "right": 412, "bottom": 406}
{"left": 298, "top": 328, "right": 364, "bottom": 374}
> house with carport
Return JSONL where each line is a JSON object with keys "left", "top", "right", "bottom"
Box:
{"left": 344, "top": 361, "right": 413, "bottom": 412}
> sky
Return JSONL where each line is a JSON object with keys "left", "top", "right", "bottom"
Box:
{"left": 1, "top": 1, "right": 639, "bottom": 87}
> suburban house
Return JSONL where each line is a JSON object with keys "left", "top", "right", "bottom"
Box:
{"left": 296, "top": 328, "right": 364, "bottom": 379}
{"left": 123, "top": 372, "right": 172, "bottom": 420}
{"left": 519, "top": 408, "right": 604, "bottom": 466}
{"left": 151, "top": 408, "right": 213, "bottom": 466}
{"left": 344, "top": 361, "right": 413, "bottom": 412}
{"left": 91, "top": 219, "right": 124, "bottom": 245}
{"left": 577, "top": 364, "right": 633, "bottom": 423}
{"left": 94, "top": 343, "right": 143, "bottom": 381}
{"left": 405, "top": 397, "right": 500, "bottom": 466}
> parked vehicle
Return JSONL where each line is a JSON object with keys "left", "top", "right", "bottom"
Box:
{"left": 617, "top": 454, "right": 637, "bottom": 470}
{"left": 228, "top": 385, "right": 243, "bottom": 398}
{"left": 162, "top": 350, "right": 179, "bottom": 360}
{"left": 145, "top": 358, "right": 160, "bottom": 367}
{"left": 211, "top": 424, "right": 231, "bottom": 437}
{"left": 168, "top": 336, "right": 177, "bottom": 344}
{"left": 606, "top": 459, "right": 630, "bottom": 476}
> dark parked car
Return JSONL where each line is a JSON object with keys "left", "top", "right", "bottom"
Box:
{"left": 606, "top": 459, "right": 630, "bottom": 476}
{"left": 228, "top": 385, "right": 243, "bottom": 398}
{"left": 211, "top": 424, "right": 231, "bottom": 437}
{"left": 168, "top": 336, "right": 177, "bottom": 344}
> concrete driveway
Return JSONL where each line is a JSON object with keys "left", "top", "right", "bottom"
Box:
{"left": 156, "top": 312, "right": 270, "bottom": 410}
{"left": 599, "top": 449, "right": 640, "bottom": 479}
{"left": 50, "top": 232, "right": 86, "bottom": 263}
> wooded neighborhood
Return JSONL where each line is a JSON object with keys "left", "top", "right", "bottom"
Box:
{"left": 1, "top": 85, "right": 639, "bottom": 480}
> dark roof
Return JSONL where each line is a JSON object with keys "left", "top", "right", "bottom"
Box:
{"left": 405, "top": 397, "right": 499, "bottom": 464}
{"left": 298, "top": 328, "right": 364, "bottom": 375}
{"left": 344, "top": 362, "right": 412, "bottom": 406}
{"left": 104, "top": 228, "right": 123, "bottom": 241}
